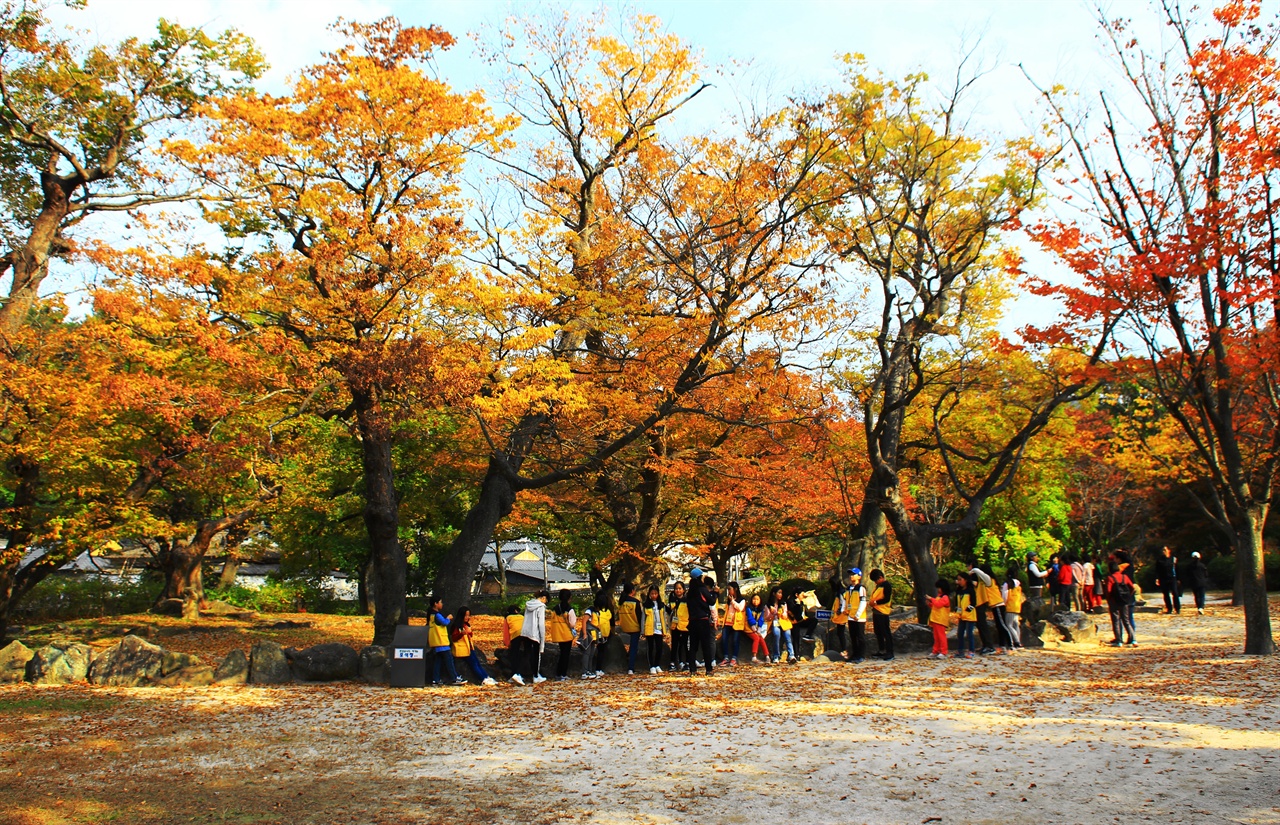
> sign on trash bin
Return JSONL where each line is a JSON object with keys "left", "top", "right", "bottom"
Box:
{"left": 814, "top": 609, "right": 832, "bottom": 621}
{"left": 389, "top": 624, "right": 430, "bottom": 687}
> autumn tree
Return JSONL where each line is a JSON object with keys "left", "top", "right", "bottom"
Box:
{"left": 0, "top": 1, "right": 262, "bottom": 332}
{"left": 431, "top": 14, "right": 840, "bottom": 609}
{"left": 183, "top": 19, "right": 503, "bottom": 644}
{"left": 1032, "top": 0, "right": 1277, "bottom": 654}
{"left": 819, "top": 60, "right": 1110, "bottom": 619}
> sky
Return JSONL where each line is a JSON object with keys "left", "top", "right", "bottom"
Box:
{"left": 39, "top": 0, "right": 1205, "bottom": 329}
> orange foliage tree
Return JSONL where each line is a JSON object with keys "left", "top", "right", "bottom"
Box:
{"left": 1031, "top": 0, "right": 1277, "bottom": 653}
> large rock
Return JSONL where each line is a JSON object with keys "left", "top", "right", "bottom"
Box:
{"left": 358, "top": 645, "right": 389, "bottom": 684}
{"left": 1022, "top": 596, "right": 1056, "bottom": 625}
{"left": 26, "top": 643, "right": 93, "bottom": 685}
{"left": 0, "top": 640, "right": 34, "bottom": 684}
{"left": 89, "top": 635, "right": 166, "bottom": 686}
{"left": 1041, "top": 611, "right": 1098, "bottom": 645}
{"left": 286, "top": 643, "right": 359, "bottom": 682}
{"left": 155, "top": 666, "right": 216, "bottom": 687}
{"left": 201, "top": 600, "right": 257, "bottom": 620}
{"left": 249, "top": 640, "right": 291, "bottom": 684}
{"left": 212, "top": 649, "right": 249, "bottom": 685}
{"left": 161, "top": 650, "right": 202, "bottom": 676}
{"left": 891, "top": 622, "right": 936, "bottom": 655}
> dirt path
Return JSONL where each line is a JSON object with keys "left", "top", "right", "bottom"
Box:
{"left": 2, "top": 606, "right": 1278, "bottom": 825}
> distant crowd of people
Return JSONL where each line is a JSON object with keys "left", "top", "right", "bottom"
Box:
{"left": 418, "top": 547, "right": 1211, "bottom": 686}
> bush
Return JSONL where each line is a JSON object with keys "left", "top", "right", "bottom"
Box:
{"left": 12, "top": 574, "right": 162, "bottom": 622}
{"left": 206, "top": 576, "right": 341, "bottom": 613}
{"left": 1208, "top": 555, "right": 1235, "bottom": 589}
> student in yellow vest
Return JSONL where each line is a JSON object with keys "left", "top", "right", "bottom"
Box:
{"left": 720, "top": 581, "right": 746, "bottom": 666}
{"left": 450, "top": 606, "right": 498, "bottom": 686}
{"left": 577, "top": 605, "right": 601, "bottom": 679}
{"left": 549, "top": 590, "right": 578, "bottom": 681}
{"left": 927, "top": 580, "right": 952, "bottom": 658}
{"left": 766, "top": 585, "right": 795, "bottom": 664}
{"left": 668, "top": 581, "right": 690, "bottom": 672}
{"left": 642, "top": 585, "right": 668, "bottom": 674}
{"left": 968, "top": 564, "right": 1010, "bottom": 655}
{"left": 846, "top": 568, "right": 868, "bottom": 664}
{"left": 1001, "top": 568, "right": 1025, "bottom": 650}
{"left": 427, "top": 596, "right": 461, "bottom": 686}
{"left": 502, "top": 603, "right": 524, "bottom": 648}
{"left": 829, "top": 572, "right": 851, "bottom": 659}
{"left": 618, "top": 582, "right": 644, "bottom": 675}
{"left": 954, "top": 572, "right": 978, "bottom": 659}
{"left": 868, "top": 569, "right": 894, "bottom": 660}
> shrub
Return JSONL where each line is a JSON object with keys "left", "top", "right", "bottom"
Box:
{"left": 12, "top": 574, "right": 162, "bottom": 622}
{"left": 206, "top": 576, "right": 341, "bottom": 613}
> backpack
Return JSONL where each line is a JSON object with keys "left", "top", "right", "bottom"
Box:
{"left": 1110, "top": 573, "right": 1135, "bottom": 604}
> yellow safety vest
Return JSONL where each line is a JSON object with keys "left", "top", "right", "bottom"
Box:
{"left": 671, "top": 601, "right": 689, "bottom": 631}
{"left": 618, "top": 600, "right": 641, "bottom": 634}
{"left": 505, "top": 614, "right": 524, "bottom": 640}
{"left": 428, "top": 615, "right": 450, "bottom": 649}
{"left": 870, "top": 584, "right": 892, "bottom": 615}
{"left": 958, "top": 593, "right": 976, "bottom": 622}
{"left": 597, "top": 608, "right": 613, "bottom": 638}
{"left": 548, "top": 610, "right": 575, "bottom": 643}
{"left": 979, "top": 580, "right": 1004, "bottom": 607}
{"left": 1005, "top": 584, "right": 1024, "bottom": 615}
{"left": 831, "top": 593, "right": 850, "bottom": 625}
{"left": 642, "top": 604, "right": 666, "bottom": 636}
{"left": 928, "top": 598, "right": 950, "bottom": 627}
{"left": 451, "top": 630, "right": 473, "bottom": 658}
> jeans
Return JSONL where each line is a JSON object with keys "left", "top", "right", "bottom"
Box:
{"left": 769, "top": 623, "right": 794, "bottom": 660}
{"left": 626, "top": 632, "right": 641, "bottom": 671}
{"left": 432, "top": 649, "right": 458, "bottom": 684}
{"left": 957, "top": 620, "right": 976, "bottom": 653}
{"left": 458, "top": 652, "right": 490, "bottom": 682}
{"left": 1192, "top": 586, "right": 1206, "bottom": 611}
{"left": 720, "top": 627, "right": 740, "bottom": 662}
{"left": 1057, "top": 584, "right": 1078, "bottom": 612}
{"left": 1110, "top": 605, "right": 1136, "bottom": 643}
{"left": 580, "top": 640, "right": 597, "bottom": 674}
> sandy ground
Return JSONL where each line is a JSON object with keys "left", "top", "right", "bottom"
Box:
{"left": 2, "top": 603, "right": 1279, "bottom": 825}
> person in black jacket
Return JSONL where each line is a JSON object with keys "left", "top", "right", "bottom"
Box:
{"left": 685, "top": 568, "right": 717, "bottom": 676}
{"left": 785, "top": 588, "right": 818, "bottom": 662}
{"left": 1186, "top": 552, "right": 1210, "bottom": 614}
{"left": 1154, "top": 546, "right": 1181, "bottom": 614}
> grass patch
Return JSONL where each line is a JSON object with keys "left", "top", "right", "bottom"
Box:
{"left": 0, "top": 695, "right": 113, "bottom": 714}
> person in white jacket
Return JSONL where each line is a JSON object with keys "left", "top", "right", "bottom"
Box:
{"left": 511, "top": 590, "right": 549, "bottom": 686}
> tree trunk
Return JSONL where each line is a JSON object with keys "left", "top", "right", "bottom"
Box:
{"left": 0, "top": 174, "right": 72, "bottom": 334}
{"left": 855, "top": 501, "right": 889, "bottom": 572}
{"left": 160, "top": 540, "right": 206, "bottom": 609}
{"left": 1238, "top": 506, "right": 1275, "bottom": 655}
{"left": 218, "top": 556, "right": 241, "bottom": 590}
{"left": 433, "top": 460, "right": 518, "bottom": 615}
{"left": 353, "top": 389, "right": 406, "bottom": 646}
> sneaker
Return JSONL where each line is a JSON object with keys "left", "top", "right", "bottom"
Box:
{"left": 595, "top": 670, "right": 604, "bottom": 677}
{"left": 719, "top": 659, "right": 730, "bottom": 667}
{"left": 533, "top": 675, "right": 547, "bottom": 684}
{"left": 751, "top": 657, "right": 760, "bottom": 664}
{"left": 482, "top": 677, "right": 497, "bottom": 686}
{"left": 728, "top": 659, "right": 737, "bottom": 667}
{"left": 454, "top": 676, "right": 466, "bottom": 684}
{"left": 964, "top": 651, "right": 975, "bottom": 659}
{"left": 581, "top": 673, "right": 592, "bottom": 680}
{"left": 511, "top": 674, "right": 525, "bottom": 686}
{"left": 770, "top": 658, "right": 780, "bottom": 665}
{"left": 695, "top": 660, "right": 704, "bottom": 668}
{"left": 1198, "top": 608, "right": 1204, "bottom": 615}
{"left": 1109, "top": 640, "right": 1122, "bottom": 647}
{"left": 1126, "top": 641, "right": 1138, "bottom": 647}
{"left": 628, "top": 670, "right": 635, "bottom": 675}
{"left": 555, "top": 676, "right": 567, "bottom": 682}
{"left": 882, "top": 655, "right": 895, "bottom": 661}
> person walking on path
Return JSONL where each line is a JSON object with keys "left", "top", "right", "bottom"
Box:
{"left": 1186, "top": 552, "right": 1210, "bottom": 614}
{"left": 868, "top": 569, "right": 894, "bottom": 660}
{"left": 1155, "top": 546, "right": 1181, "bottom": 615}
{"left": 1106, "top": 553, "right": 1138, "bottom": 646}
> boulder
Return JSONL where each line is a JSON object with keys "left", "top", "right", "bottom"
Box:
{"left": 286, "top": 643, "right": 359, "bottom": 682}
{"left": 26, "top": 643, "right": 93, "bottom": 685}
{"left": 0, "top": 640, "right": 34, "bottom": 684}
{"left": 1021, "top": 596, "right": 1056, "bottom": 625}
{"left": 358, "top": 645, "right": 389, "bottom": 684}
{"left": 155, "top": 665, "right": 216, "bottom": 687}
{"left": 891, "top": 622, "right": 936, "bottom": 655}
{"left": 201, "top": 600, "right": 257, "bottom": 620}
{"left": 249, "top": 640, "right": 291, "bottom": 684}
{"left": 161, "top": 650, "right": 202, "bottom": 676}
{"left": 795, "top": 625, "right": 826, "bottom": 661}
{"left": 212, "top": 649, "right": 249, "bottom": 685}
{"left": 89, "top": 635, "right": 166, "bottom": 686}
{"left": 1040, "top": 611, "right": 1098, "bottom": 645}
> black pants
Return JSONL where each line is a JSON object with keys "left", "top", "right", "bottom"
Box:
{"left": 830, "top": 622, "right": 848, "bottom": 654}
{"left": 872, "top": 611, "right": 893, "bottom": 657}
{"left": 1192, "top": 586, "right": 1206, "bottom": 611}
{"left": 789, "top": 616, "right": 818, "bottom": 657}
{"left": 556, "top": 640, "right": 572, "bottom": 678}
{"left": 850, "top": 621, "right": 865, "bottom": 661}
{"left": 975, "top": 603, "right": 993, "bottom": 650}
{"left": 1161, "top": 583, "right": 1181, "bottom": 613}
{"left": 646, "top": 635, "right": 663, "bottom": 669}
{"left": 515, "top": 637, "right": 541, "bottom": 680}
{"left": 688, "top": 619, "right": 714, "bottom": 674}
{"left": 989, "top": 605, "right": 1014, "bottom": 648}
{"left": 670, "top": 629, "right": 689, "bottom": 669}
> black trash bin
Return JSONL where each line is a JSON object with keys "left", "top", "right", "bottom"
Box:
{"left": 389, "top": 625, "right": 430, "bottom": 687}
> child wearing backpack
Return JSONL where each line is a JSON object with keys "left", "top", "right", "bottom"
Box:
{"left": 1106, "top": 551, "right": 1138, "bottom": 646}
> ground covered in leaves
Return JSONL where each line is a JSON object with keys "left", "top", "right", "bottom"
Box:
{"left": 2, "top": 603, "right": 1279, "bottom": 825}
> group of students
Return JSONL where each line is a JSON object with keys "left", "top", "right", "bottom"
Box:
{"left": 422, "top": 550, "right": 1158, "bottom": 686}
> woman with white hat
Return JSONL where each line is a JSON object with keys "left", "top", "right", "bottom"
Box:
{"left": 1186, "top": 552, "right": 1211, "bottom": 615}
